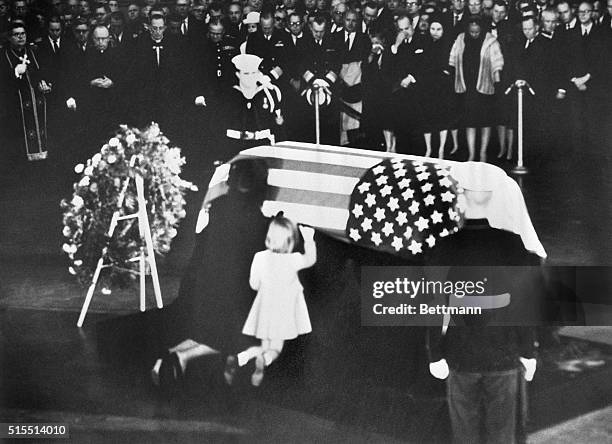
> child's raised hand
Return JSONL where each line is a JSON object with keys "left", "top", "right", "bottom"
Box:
{"left": 299, "top": 225, "right": 315, "bottom": 240}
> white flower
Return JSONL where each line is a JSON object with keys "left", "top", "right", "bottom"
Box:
{"left": 168, "top": 228, "right": 178, "bottom": 238}
{"left": 108, "top": 137, "right": 120, "bottom": 147}
{"left": 74, "top": 163, "right": 84, "bottom": 174}
{"left": 63, "top": 243, "right": 77, "bottom": 254}
{"left": 91, "top": 153, "right": 102, "bottom": 167}
{"left": 62, "top": 226, "right": 71, "bottom": 237}
{"left": 178, "top": 209, "right": 186, "bottom": 218}
{"left": 126, "top": 134, "right": 136, "bottom": 145}
{"left": 84, "top": 166, "right": 93, "bottom": 176}
{"left": 79, "top": 176, "right": 91, "bottom": 187}
{"left": 74, "top": 259, "right": 83, "bottom": 266}
{"left": 71, "top": 195, "right": 84, "bottom": 208}
{"left": 113, "top": 178, "right": 121, "bottom": 188}
{"left": 101, "top": 287, "right": 112, "bottom": 295}
{"left": 90, "top": 183, "right": 98, "bottom": 193}
{"left": 68, "top": 266, "right": 77, "bottom": 275}
{"left": 148, "top": 124, "right": 160, "bottom": 138}
{"left": 107, "top": 154, "right": 117, "bottom": 164}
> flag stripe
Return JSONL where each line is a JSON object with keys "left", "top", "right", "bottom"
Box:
{"left": 270, "top": 187, "right": 351, "bottom": 209}
{"left": 238, "top": 145, "right": 382, "bottom": 169}
{"left": 262, "top": 200, "right": 349, "bottom": 230}
{"left": 265, "top": 157, "right": 367, "bottom": 178}
{"left": 268, "top": 169, "right": 359, "bottom": 195}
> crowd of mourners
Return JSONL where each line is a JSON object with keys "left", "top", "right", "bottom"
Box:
{"left": 1, "top": 0, "right": 610, "bottom": 168}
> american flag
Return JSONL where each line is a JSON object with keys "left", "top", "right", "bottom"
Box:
{"left": 345, "top": 157, "right": 464, "bottom": 257}
{"left": 198, "top": 142, "right": 465, "bottom": 249}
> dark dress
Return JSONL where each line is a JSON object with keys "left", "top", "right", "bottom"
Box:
{"left": 459, "top": 35, "right": 496, "bottom": 128}
{"left": 420, "top": 37, "right": 457, "bottom": 133}
{"left": 164, "top": 187, "right": 269, "bottom": 354}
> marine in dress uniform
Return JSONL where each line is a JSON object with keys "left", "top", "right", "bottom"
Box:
{"left": 298, "top": 15, "right": 341, "bottom": 144}
{"left": 203, "top": 19, "right": 240, "bottom": 97}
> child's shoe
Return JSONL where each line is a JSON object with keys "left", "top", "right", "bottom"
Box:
{"left": 224, "top": 355, "right": 238, "bottom": 385}
{"left": 251, "top": 354, "right": 265, "bottom": 387}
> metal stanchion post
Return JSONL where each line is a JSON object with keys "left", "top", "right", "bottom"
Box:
{"left": 505, "top": 80, "right": 535, "bottom": 175}
{"left": 314, "top": 84, "right": 321, "bottom": 146}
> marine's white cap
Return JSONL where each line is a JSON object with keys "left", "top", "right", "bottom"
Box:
{"left": 242, "top": 11, "right": 260, "bottom": 24}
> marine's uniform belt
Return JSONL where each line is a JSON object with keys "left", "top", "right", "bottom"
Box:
{"left": 226, "top": 129, "right": 272, "bottom": 140}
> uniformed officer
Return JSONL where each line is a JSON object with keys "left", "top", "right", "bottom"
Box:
{"left": 204, "top": 18, "right": 240, "bottom": 97}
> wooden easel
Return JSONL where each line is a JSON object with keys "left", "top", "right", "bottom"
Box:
{"left": 77, "top": 156, "right": 163, "bottom": 327}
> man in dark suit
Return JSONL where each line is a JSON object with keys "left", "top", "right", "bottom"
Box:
{"left": 445, "top": 0, "right": 468, "bottom": 41}
{"left": 36, "top": 16, "right": 68, "bottom": 147}
{"left": 128, "top": 14, "right": 207, "bottom": 143}
{"left": 389, "top": 13, "right": 427, "bottom": 153}
{"left": 65, "top": 25, "right": 122, "bottom": 150}
{"left": 332, "top": 9, "right": 371, "bottom": 145}
{"left": 555, "top": 0, "right": 607, "bottom": 146}
{"left": 510, "top": 16, "right": 556, "bottom": 159}
{"left": 362, "top": 1, "right": 394, "bottom": 38}
{"left": 227, "top": 1, "right": 246, "bottom": 40}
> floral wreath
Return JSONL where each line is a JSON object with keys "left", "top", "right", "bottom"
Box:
{"left": 60, "top": 123, "right": 197, "bottom": 288}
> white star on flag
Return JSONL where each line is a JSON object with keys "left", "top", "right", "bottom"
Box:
{"left": 398, "top": 178, "right": 411, "bottom": 189}
{"left": 439, "top": 177, "right": 453, "bottom": 188}
{"left": 387, "top": 197, "right": 399, "bottom": 212}
{"left": 408, "top": 200, "right": 420, "bottom": 215}
{"left": 408, "top": 239, "right": 422, "bottom": 254}
{"left": 402, "top": 188, "right": 415, "bottom": 200}
{"left": 391, "top": 236, "right": 403, "bottom": 251}
{"left": 371, "top": 231, "right": 382, "bottom": 246}
{"left": 372, "top": 165, "right": 386, "bottom": 175}
{"left": 365, "top": 193, "right": 377, "bottom": 207}
{"left": 382, "top": 222, "right": 394, "bottom": 237}
{"left": 417, "top": 171, "right": 430, "bottom": 182}
{"left": 423, "top": 194, "right": 435, "bottom": 206}
{"left": 426, "top": 234, "right": 436, "bottom": 248}
{"left": 352, "top": 204, "right": 364, "bottom": 218}
{"left": 380, "top": 184, "right": 393, "bottom": 196}
{"left": 349, "top": 228, "right": 361, "bottom": 241}
{"left": 375, "top": 175, "right": 388, "bottom": 186}
{"left": 415, "top": 216, "right": 429, "bottom": 231}
{"left": 441, "top": 190, "right": 455, "bottom": 202}
{"left": 361, "top": 217, "right": 373, "bottom": 232}
{"left": 404, "top": 226, "right": 413, "bottom": 239}
{"left": 421, "top": 182, "right": 433, "bottom": 193}
{"left": 396, "top": 211, "right": 408, "bottom": 226}
{"left": 431, "top": 210, "right": 443, "bottom": 224}
{"left": 394, "top": 168, "right": 407, "bottom": 178}
{"left": 357, "top": 182, "right": 371, "bottom": 194}
{"left": 374, "top": 207, "right": 386, "bottom": 222}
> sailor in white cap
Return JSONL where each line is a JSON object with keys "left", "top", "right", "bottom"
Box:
{"left": 215, "top": 53, "right": 283, "bottom": 160}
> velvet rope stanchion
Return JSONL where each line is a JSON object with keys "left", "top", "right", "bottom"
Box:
{"left": 505, "top": 79, "right": 535, "bottom": 175}
{"left": 76, "top": 155, "right": 163, "bottom": 328}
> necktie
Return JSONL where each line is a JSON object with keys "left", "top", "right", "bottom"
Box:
{"left": 52, "top": 40, "right": 58, "bottom": 53}
{"left": 582, "top": 28, "right": 588, "bottom": 37}
{"left": 345, "top": 33, "right": 351, "bottom": 51}
{"left": 454, "top": 14, "right": 459, "bottom": 26}
{"left": 181, "top": 21, "right": 187, "bottom": 35}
